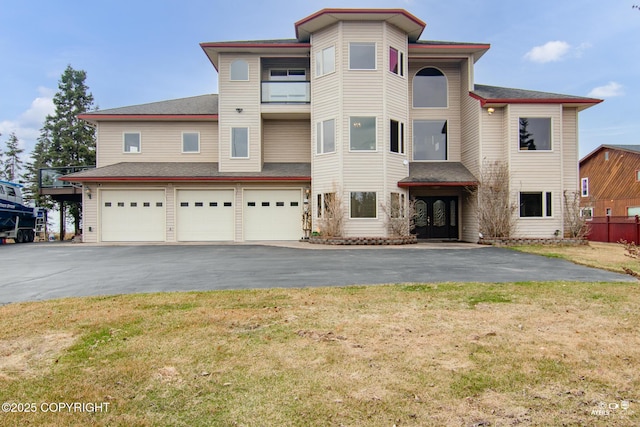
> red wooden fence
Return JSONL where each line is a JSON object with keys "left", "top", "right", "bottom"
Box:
{"left": 587, "top": 216, "right": 640, "bottom": 243}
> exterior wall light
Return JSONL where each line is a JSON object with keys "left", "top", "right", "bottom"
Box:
{"left": 487, "top": 107, "right": 495, "bottom": 115}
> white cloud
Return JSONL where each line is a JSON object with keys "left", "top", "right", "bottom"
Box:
{"left": 588, "top": 82, "right": 624, "bottom": 98}
{"left": 524, "top": 41, "right": 571, "bottom": 63}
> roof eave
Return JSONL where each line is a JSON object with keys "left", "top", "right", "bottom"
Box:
{"left": 408, "top": 43, "right": 490, "bottom": 61}
{"left": 78, "top": 114, "right": 219, "bottom": 123}
{"left": 60, "top": 176, "right": 311, "bottom": 183}
{"left": 398, "top": 181, "right": 478, "bottom": 188}
{"left": 469, "top": 92, "right": 603, "bottom": 111}
{"left": 200, "top": 42, "right": 311, "bottom": 71}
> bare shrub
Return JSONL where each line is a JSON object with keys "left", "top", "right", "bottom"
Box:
{"left": 563, "top": 190, "right": 590, "bottom": 239}
{"left": 317, "top": 190, "right": 345, "bottom": 237}
{"left": 471, "top": 160, "right": 517, "bottom": 238}
{"left": 381, "top": 196, "right": 417, "bottom": 237}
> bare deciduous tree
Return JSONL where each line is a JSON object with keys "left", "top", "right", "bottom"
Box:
{"left": 317, "top": 188, "right": 345, "bottom": 237}
{"left": 380, "top": 196, "right": 417, "bottom": 237}
{"left": 563, "top": 190, "right": 590, "bottom": 239}
{"left": 471, "top": 160, "right": 517, "bottom": 238}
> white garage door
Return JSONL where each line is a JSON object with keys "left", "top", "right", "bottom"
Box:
{"left": 176, "top": 190, "right": 235, "bottom": 241}
{"left": 243, "top": 189, "right": 302, "bottom": 240}
{"left": 101, "top": 190, "right": 165, "bottom": 242}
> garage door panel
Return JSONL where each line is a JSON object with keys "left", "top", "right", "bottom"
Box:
{"left": 244, "top": 190, "right": 302, "bottom": 241}
{"left": 176, "top": 190, "right": 234, "bottom": 241}
{"left": 101, "top": 190, "right": 165, "bottom": 242}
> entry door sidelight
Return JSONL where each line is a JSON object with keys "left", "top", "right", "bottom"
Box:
{"left": 413, "top": 196, "right": 458, "bottom": 239}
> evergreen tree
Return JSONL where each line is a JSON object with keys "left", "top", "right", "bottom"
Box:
{"left": 30, "top": 65, "right": 96, "bottom": 237}
{"left": 0, "top": 132, "right": 4, "bottom": 180}
{"left": 518, "top": 118, "right": 536, "bottom": 150}
{"left": 4, "top": 132, "right": 24, "bottom": 181}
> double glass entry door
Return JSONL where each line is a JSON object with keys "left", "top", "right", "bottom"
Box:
{"left": 413, "top": 196, "right": 459, "bottom": 239}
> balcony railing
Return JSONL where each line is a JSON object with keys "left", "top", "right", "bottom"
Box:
{"left": 261, "top": 81, "right": 310, "bottom": 103}
{"left": 39, "top": 166, "right": 95, "bottom": 189}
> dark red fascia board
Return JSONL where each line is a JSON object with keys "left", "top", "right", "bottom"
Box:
{"left": 200, "top": 42, "right": 310, "bottom": 49}
{"left": 78, "top": 114, "right": 218, "bottom": 121}
{"left": 409, "top": 43, "right": 490, "bottom": 50}
{"left": 60, "top": 176, "right": 311, "bottom": 183}
{"left": 469, "top": 92, "right": 603, "bottom": 107}
{"left": 398, "top": 181, "right": 477, "bottom": 188}
{"left": 295, "top": 9, "right": 426, "bottom": 39}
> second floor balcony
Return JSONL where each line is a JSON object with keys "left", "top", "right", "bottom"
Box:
{"left": 261, "top": 81, "right": 310, "bottom": 104}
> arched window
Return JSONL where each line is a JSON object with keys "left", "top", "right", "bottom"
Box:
{"left": 230, "top": 59, "right": 249, "bottom": 81}
{"left": 413, "top": 67, "right": 447, "bottom": 108}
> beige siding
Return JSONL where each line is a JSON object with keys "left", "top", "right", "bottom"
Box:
{"left": 480, "top": 108, "right": 506, "bottom": 163}
{"left": 508, "top": 104, "right": 564, "bottom": 237}
{"left": 262, "top": 120, "right": 311, "bottom": 163}
{"left": 562, "top": 108, "right": 579, "bottom": 191}
{"left": 82, "top": 187, "right": 98, "bottom": 243}
{"left": 97, "top": 121, "right": 218, "bottom": 167}
{"left": 460, "top": 59, "right": 480, "bottom": 242}
{"left": 218, "top": 53, "right": 262, "bottom": 172}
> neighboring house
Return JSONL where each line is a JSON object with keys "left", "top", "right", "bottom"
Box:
{"left": 64, "top": 8, "right": 601, "bottom": 243}
{"left": 579, "top": 145, "right": 640, "bottom": 218}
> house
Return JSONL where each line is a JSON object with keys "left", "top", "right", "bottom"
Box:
{"left": 64, "top": 8, "right": 602, "bottom": 243}
{"left": 579, "top": 145, "right": 640, "bottom": 218}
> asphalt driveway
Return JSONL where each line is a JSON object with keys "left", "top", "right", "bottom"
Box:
{"left": 0, "top": 242, "right": 633, "bottom": 304}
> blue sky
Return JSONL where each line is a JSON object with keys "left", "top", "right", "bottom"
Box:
{"left": 1, "top": 0, "right": 639, "bottom": 163}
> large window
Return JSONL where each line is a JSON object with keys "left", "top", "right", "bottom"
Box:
{"left": 413, "top": 120, "right": 447, "bottom": 160}
{"left": 182, "top": 132, "right": 199, "bottom": 153}
{"left": 316, "top": 119, "right": 335, "bottom": 154}
{"left": 231, "top": 127, "right": 249, "bottom": 158}
{"left": 520, "top": 192, "right": 552, "bottom": 217}
{"left": 389, "top": 47, "right": 404, "bottom": 76}
{"left": 390, "top": 120, "right": 405, "bottom": 154}
{"left": 413, "top": 67, "right": 447, "bottom": 108}
{"left": 230, "top": 59, "right": 249, "bottom": 81}
{"left": 350, "top": 117, "right": 376, "bottom": 151}
{"left": 315, "top": 46, "right": 335, "bottom": 77}
{"left": 350, "top": 192, "right": 377, "bottom": 218}
{"left": 519, "top": 117, "right": 551, "bottom": 151}
{"left": 124, "top": 132, "right": 141, "bottom": 153}
{"left": 349, "top": 42, "right": 376, "bottom": 70}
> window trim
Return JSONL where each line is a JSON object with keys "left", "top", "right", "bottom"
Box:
{"left": 636, "top": 170, "right": 640, "bottom": 182}
{"left": 230, "top": 127, "right": 249, "bottom": 159}
{"left": 230, "top": 59, "right": 249, "bottom": 81}
{"left": 519, "top": 191, "right": 553, "bottom": 218}
{"left": 315, "top": 45, "right": 335, "bottom": 78}
{"left": 350, "top": 191, "right": 378, "bottom": 219}
{"left": 349, "top": 42, "right": 377, "bottom": 71}
{"left": 390, "top": 192, "right": 406, "bottom": 219}
{"left": 349, "top": 116, "right": 377, "bottom": 152}
{"left": 518, "top": 117, "right": 553, "bottom": 152}
{"left": 389, "top": 119, "right": 405, "bottom": 155}
{"left": 316, "top": 118, "right": 336, "bottom": 155}
{"left": 412, "top": 119, "right": 448, "bottom": 161}
{"left": 412, "top": 66, "right": 448, "bottom": 109}
{"left": 389, "top": 47, "right": 404, "bottom": 77}
{"left": 182, "top": 131, "right": 200, "bottom": 154}
{"left": 581, "top": 177, "right": 589, "bottom": 197}
{"left": 123, "top": 132, "right": 141, "bottom": 154}
{"left": 580, "top": 207, "right": 593, "bottom": 220}
{"left": 269, "top": 69, "right": 306, "bottom": 81}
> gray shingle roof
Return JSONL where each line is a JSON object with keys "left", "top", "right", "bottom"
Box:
{"left": 62, "top": 162, "right": 311, "bottom": 181}
{"left": 473, "top": 84, "right": 597, "bottom": 101}
{"left": 83, "top": 94, "right": 218, "bottom": 116}
{"left": 399, "top": 162, "right": 478, "bottom": 186}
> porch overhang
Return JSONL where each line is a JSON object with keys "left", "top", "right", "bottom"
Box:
{"left": 398, "top": 162, "right": 478, "bottom": 188}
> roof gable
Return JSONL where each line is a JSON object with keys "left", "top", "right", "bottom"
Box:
{"left": 580, "top": 144, "right": 640, "bottom": 164}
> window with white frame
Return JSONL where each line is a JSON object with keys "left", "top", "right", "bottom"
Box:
{"left": 317, "top": 192, "right": 335, "bottom": 218}
{"left": 413, "top": 67, "right": 447, "bottom": 108}
{"left": 269, "top": 69, "right": 306, "bottom": 81}
{"left": 350, "top": 117, "right": 376, "bottom": 151}
{"left": 315, "top": 46, "right": 335, "bottom": 77}
{"left": 519, "top": 117, "right": 551, "bottom": 151}
{"left": 316, "top": 119, "right": 335, "bottom": 154}
{"left": 350, "top": 192, "right": 377, "bottom": 218}
{"left": 124, "top": 132, "right": 141, "bottom": 153}
{"left": 389, "top": 47, "right": 404, "bottom": 76}
{"left": 520, "top": 192, "right": 552, "bottom": 217}
{"left": 349, "top": 42, "right": 376, "bottom": 70}
{"left": 606, "top": 207, "right": 612, "bottom": 216}
{"left": 230, "top": 59, "right": 249, "bottom": 81}
{"left": 390, "top": 120, "right": 405, "bottom": 154}
{"left": 231, "top": 127, "right": 249, "bottom": 158}
{"left": 390, "top": 192, "right": 405, "bottom": 218}
{"left": 413, "top": 120, "right": 447, "bottom": 160}
{"left": 581, "top": 177, "right": 589, "bottom": 197}
{"left": 182, "top": 132, "right": 199, "bottom": 153}
{"left": 580, "top": 207, "right": 593, "bottom": 219}
{"left": 636, "top": 170, "right": 640, "bottom": 182}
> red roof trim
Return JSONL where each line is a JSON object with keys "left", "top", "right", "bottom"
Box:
{"left": 78, "top": 114, "right": 218, "bottom": 121}
{"left": 200, "top": 42, "right": 310, "bottom": 49}
{"left": 469, "top": 92, "right": 603, "bottom": 106}
{"left": 409, "top": 43, "right": 491, "bottom": 50}
{"left": 398, "top": 181, "right": 477, "bottom": 188}
{"left": 60, "top": 176, "right": 310, "bottom": 183}
{"left": 295, "top": 8, "right": 426, "bottom": 39}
